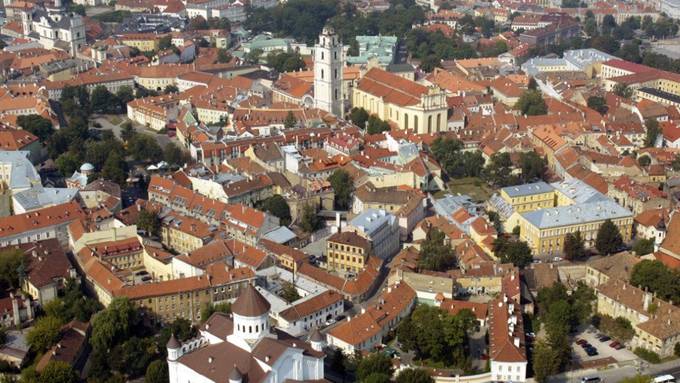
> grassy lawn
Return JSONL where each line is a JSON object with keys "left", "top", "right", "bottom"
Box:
{"left": 434, "top": 177, "right": 494, "bottom": 202}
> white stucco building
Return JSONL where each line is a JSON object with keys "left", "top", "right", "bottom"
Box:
{"left": 344, "top": 209, "right": 400, "bottom": 260}
{"left": 18, "top": 0, "right": 86, "bottom": 56}
{"left": 167, "top": 284, "right": 326, "bottom": 383}
{"left": 313, "top": 27, "right": 344, "bottom": 117}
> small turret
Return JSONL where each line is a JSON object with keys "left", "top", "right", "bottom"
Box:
{"left": 166, "top": 333, "right": 181, "bottom": 361}
{"left": 308, "top": 327, "right": 325, "bottom": 352}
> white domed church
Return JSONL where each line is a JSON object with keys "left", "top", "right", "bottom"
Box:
{"left": 167, "top": 284, "right": 326, "bottom": 383}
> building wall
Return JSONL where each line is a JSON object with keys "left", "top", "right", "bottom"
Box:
{"left": 326, "top": 240, "right": 368, "bottom": 273}
{"left": 518, "top": 215, "right": 633, "bottom": 255}
{"left": 352, "top": 87, "right": 448, "bottom": 134}
{"left": 500, "top": 189, "right": 555, "bottom": 213}
{"left": 161, "top": 226, "right": 208, "bottom": 254}
{"left": 491, "top": 361, "right": 527, "bottom": 383}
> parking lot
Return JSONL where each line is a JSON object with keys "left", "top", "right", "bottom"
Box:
{"left": 572, "top": 327, "right": 637, "bottom": 363}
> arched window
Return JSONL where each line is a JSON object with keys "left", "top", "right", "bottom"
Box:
{"left": 428, "top": 115, "right": 432, "bottom": 133}
{"left": 321, "top": 69, "right": 324, "bottom": 80}
{"left": 321, "top": 51, "right": 324, "bottom": 60}
{"left": 249, "top": 326, "right": 252, "bottom": 333}
{"left": 414, "top": 115, "right": 419, "bottom": 131}
{"left": 437, "top": 113, "right": 442, "bottom": 131}
{"left": 404, "top": 113, "right": 409, "bottom": 130}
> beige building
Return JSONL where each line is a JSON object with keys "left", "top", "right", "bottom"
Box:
{"left": 352, "top": 67, "right": 448, "bottom": 134}
{"left": 161, "top": 212, "right": 215, "bottom": 254}
{"left": 597, "top": 279, "right": 680, "bottom": 358}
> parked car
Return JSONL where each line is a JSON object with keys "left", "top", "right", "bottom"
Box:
{"left": 581, "top": 377, "right": 601, "bottom": 383}
{"left": 599, "top": 335, "right": 611, "bottom": 342}
{"left": 325, "top": 318, "right": 336, "bottom": 326}
{"left": 609, "top": 341, "right": 624, "bottom": 350}
{"left": 576, "top": 339, "right": 588, "bottom": 345}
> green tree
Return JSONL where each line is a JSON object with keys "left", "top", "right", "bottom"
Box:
{"left": 217, "top": 49, "right": 232, "bottom": 63}
{"left": 349, "top": 107, "right": 369, "bottom": 129}
{"left": 396, "top": 368, "right": 433, "bottom": 383}
{"left": 644, "top": 118, "right": 660, "bottom": 147}
{"left": 300, "top": 204, "right": 322, "bottom": 233}
{"left": 17, "top": 114, "right": 53, "bottom": 142}
{"left": 590, "top": 35, "right": 621, "bottom": 54}
{"left": 519, "top": 151, "right": 547, "bottom": 182}
{"left": 101, "top": 151, "right": 128, "bottom": 185}
{"left": 597, "top": 314, "right": 635, "bottom": 341}
{"left": 514, "top": 89, "right": 547, "bottom": 116}
{"left": 145, "top": 360, "right": 169, "bottom": 383}
{"left": 356, "top": 353, "right": 393, "bottom": 381}
{"left": 563, "top": 231, "right": 585, "bottom": 261}
{"left": 109, "top": 336, "right": 156, "bottom": 377}
{"left": 638, "top": 155, "right": 651, "bottom": 167}
{"left": 164, "top": 85, "right": 179, "bottom": 94}
{"left": 121, "top": 122, "right": 135, "bottom": 142}
{"left": 261, "top": 195, "right": 291, "bottom": 226}
{"left": 189, "top": 15, "right": 209, "bottom": 30}
{"left": 284, "top": 111, "right": 297, "bottom": 129}
{"left": 90, "top": 297, "right": 140, "bottom": 354}
{"left": 484, "top": 152, "right": 515, "bottom": 187}
{"left": 266, "top": 51, "right": 306, "bottom": 73}
{"left": 128, "top": 134, "right": 163, "bottom": 162}
{"left": 280, "top": 281, "right": 301, "bottom": 303}
{"left": 55, "top": 152, "right": 81, "bottom": 177}
{"left": 116, "top": 86, "right": 135, "bottom": 106}
{"left": 633, "top": 238, "right": 655, "bottom": 255}
{"left": 27, "top": 316, "right": 62, "bottom": 352}
{"left": 430, "top": 138, "right": 485, "bottom": 178}
{"left": 366, "top": 115, "right": 391, "bottom": 135}
{"left": 418, "top": 228, "right": 456, "bottom": 271}
{"left": 595, "top": 219, "right": 624, "bottom": 255}
{"left": 630, "top": 260, "right": 679, "bottom": 302}
{"left": 587, "top": 95, "right": 608, "bottom": 115}
{"left": 158, "top": 35, "right": 173, "bottom": 50}
{"left": 91, "top": 85, "right": 116, "bottom": 114}
{"left": 0, "top": 248, "right": 24, "bottom": 291}
{"left": 328, "top": 169, "right": 354, "bottom": 210}
{"left": 614, "top": 83, "right": 634, "bottom": 98}
{"left": 136, "top": 209, "right": 161, "bottom": 237}
{"left": 672, "top": 154, "right": 680, "bottom": 171}
{"left": 493, "top": 237, "right": 533, "bottom": 268}
{"left": 533, "top": 340, "right": 560, "bottom": 383}
{"left": 200, "top": 302, "right": 231, "bottom": 323}
{"left": 163, "top": 142, "right": 190, "bottom": 167}
{"left": 38, "top": 361, "right": 78, "bottom": 383}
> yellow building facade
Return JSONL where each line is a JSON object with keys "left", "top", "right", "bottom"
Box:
{"left": 326, "top": 231, "right": 371, "bottom": 273}
{"left": 352, "top": 67, "right": 448, "bottom": 134}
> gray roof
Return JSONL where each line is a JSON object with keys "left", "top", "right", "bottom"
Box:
{"left": 12, "top": 187, "right": 78, "bottom": 212}
{"left": 521, "top": 200, "right": 632, "bottom": 229}
{"left": 501, "top": 181, "right": 554, "bottom": 198}
{"left": 0, "top": 151, "right": 40, "bottom": 191}
{"left": 550, "top": 178, "right": 608, "bottom": 204}
{"left": 349, "top": 208, "right": 396, "bottom": 237}
{"left": 262, "top": 226, "right": 296, "bottom": 244}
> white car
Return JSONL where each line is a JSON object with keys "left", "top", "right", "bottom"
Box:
{"left": 325, "top": 318, "right": 336, "bottom": 326}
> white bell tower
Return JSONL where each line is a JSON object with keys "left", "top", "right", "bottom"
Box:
{"left": 314, "top": 26, "right": 344, "bottom": 117}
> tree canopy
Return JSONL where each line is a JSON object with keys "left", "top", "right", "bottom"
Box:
{"left": 493, "top": 237, "right": 533, "bottom": 268}
{"left": 17, "top": 115, "right": 53, "bottom": 142}
{"left": 328, "top": 169, "right": 354, "bottom": 210}
{"left": 396, "top": 368, "right": 434, "bottom": 383}
{"left": 595, "top": 219, "right": 624, "bottom": 255}
{"left": 266, "top": 51, "right": 306, "bottom": 73}
{"left": 355, "top": 352, "right": 394, "bottom": 381}
{"left": 430, "top": 138, "right": 485, "bottom": 179}
{"left": 260, "top": 195, "right": 292, "bottom": 226}
{"left": 418, "top": 228, "right": 456, "bottom": 271}
{"left": 563, "top": 231, "right": 586, "bottom": 261}
{"left": 514, "top": 89, "right": 547, "bottom": 116}
{"left": 396, "top": 304, "right": 475, "bottom": 368}
{"left": 300, "top": 204, "right": 322, "bottom": 233}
